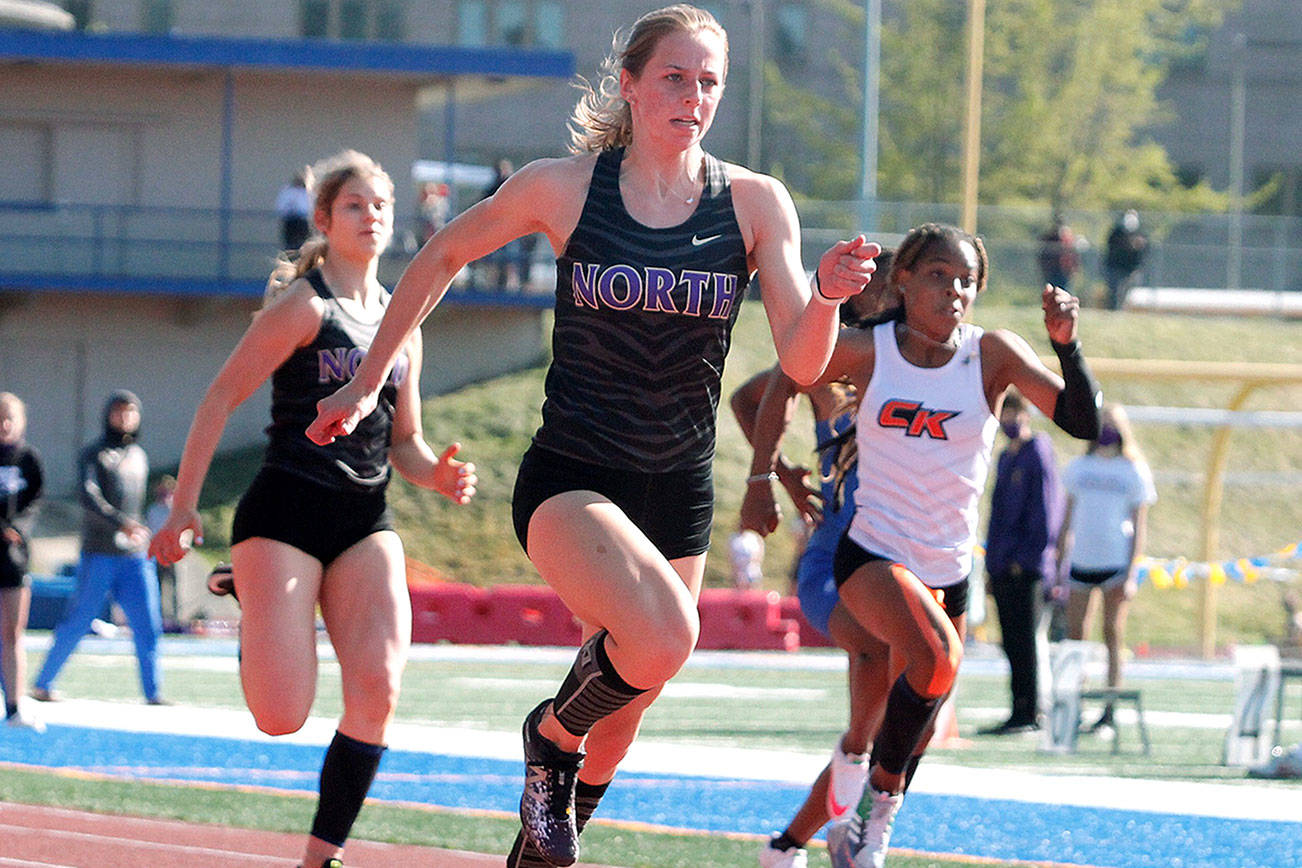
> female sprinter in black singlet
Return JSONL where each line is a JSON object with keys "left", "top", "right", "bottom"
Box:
{"left": 150, "top": 150, "right": 476, "bottom": 868}
{"left": 308, "top": 7, "right": 879, "bottom": 866}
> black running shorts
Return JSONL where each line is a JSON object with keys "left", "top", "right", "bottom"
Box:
{"left": 832, "top": 531, "right": 970, "bottom": 619}
{"left": 232, "top": 465, "right": 393, "bottom": 567}
{"left": 511, "top": 445, "right": 714, "bottom": 561}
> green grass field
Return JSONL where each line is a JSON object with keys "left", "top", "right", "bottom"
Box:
{"left": 9, "top": 641, "right": 1301, "bottom": 867}
{"left": 183, "top": 299, "right": 1302, "bottom": 653}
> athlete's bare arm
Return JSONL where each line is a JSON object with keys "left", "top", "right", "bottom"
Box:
{"left": 150, "top": 284, "right": 323, "bottom": 565}
{"left": 387, "top": 329, "right": 476, "bottom": 505}
{"left": 730, "top": 165, "right": 879, "bottom": 385}
{"left": 307, "top": 154, "right": 596, "bottom": 445}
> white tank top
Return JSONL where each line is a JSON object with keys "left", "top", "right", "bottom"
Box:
{"left": 849, "top": 322, "right": 998, "bottom": 587}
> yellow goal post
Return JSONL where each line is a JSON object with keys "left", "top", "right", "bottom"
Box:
{"left": 1040, "top": 357, "right": 1302, "bottom": 659}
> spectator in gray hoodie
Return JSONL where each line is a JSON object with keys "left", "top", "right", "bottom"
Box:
{"left": 31, "top": 390, "right": 164, "bottom": 704}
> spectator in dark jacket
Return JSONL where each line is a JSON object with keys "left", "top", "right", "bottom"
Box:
{"left": 0, "top": 392, "right": 44, "bottom": 729}
{"left": 1103, "top": 210, "right": 1147, "bottom": 311}
{"left": 32, "top": 390, "right": 164, "bottom": 705}
{"left": 980, "top": 390, "right": 1062, "bottom": 734}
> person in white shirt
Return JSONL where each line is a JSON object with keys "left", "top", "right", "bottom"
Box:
{"left": 1058, "top": 402, "right": 1156, "bottom": 732}
{"left": 810, "top": 222, "right": 1102, "bottom": 868}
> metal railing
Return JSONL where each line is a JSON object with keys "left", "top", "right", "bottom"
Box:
{"left": 3, "top": 198, "right": 1298, "bottom": 303}
{"left": 797, "top": 199, "right": 1302, "bottom": 298}
{"left": 0, "top": 200, "right": 553, "bottom": 305}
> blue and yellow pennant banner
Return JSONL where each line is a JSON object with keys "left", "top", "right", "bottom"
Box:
{"left": 1136, "top": 541, "right": 1302, "bottom": 588}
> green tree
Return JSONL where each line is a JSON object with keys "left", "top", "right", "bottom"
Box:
{"left": 980, "top": 0, "right": 1231, "bottom": 212}
{"left": 763, "top": 0, "right": 865, "bottom": 201}
{"left": 763, "top": 0, "right": 1234, "bottom": 212}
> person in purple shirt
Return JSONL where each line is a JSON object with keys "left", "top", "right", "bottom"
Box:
{"left": 980, "top": 390, "right": 1062, "bottom": 734}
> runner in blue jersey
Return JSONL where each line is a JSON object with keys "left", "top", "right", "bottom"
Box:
{"left": 308, "top": 7, "right": 879, "bottom": 866}
{"left": 150, "top": 150, "right": 476, "bottom": 868}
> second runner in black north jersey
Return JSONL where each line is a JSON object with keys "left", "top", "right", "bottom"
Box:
{"left": 262, "top": 268, "right": 409, "bottom": 491}
{"left": 534, "top": 147, "right": 750, "bottom": 472}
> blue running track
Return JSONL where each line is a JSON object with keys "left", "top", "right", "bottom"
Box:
{"left": 3, "top": 724, "right": 1299, "bottom": 868}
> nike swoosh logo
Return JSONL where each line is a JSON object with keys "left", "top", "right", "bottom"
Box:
{"left": 691, "top": 233, "right": 722, "bottom": 246}
{"left": 828, "top": 792, "right": 850, "bottom": 817}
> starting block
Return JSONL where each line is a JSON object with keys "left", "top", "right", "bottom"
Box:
{"left": 1042, "top": 640, "right": 1149, "bottom": 755}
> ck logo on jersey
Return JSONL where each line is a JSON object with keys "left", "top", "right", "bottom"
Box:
{"left": 877, "top": 399, "right": 960, "bottom": 440}
{"left": 317, "top": 347, "right": 409, "bottom": 386}
{"left": 571, "top": 262, "right": 738, "bottom": 319}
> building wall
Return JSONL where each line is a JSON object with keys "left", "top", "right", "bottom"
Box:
{"left": 1154, "top": 0, "right": 1302, "bottom": 207}
{"left": 0, "top": 42, "right": 546, "bottom": 494}
{"left": 0, "top": 63, "right": 421, "bottom": 216}
{"left": 47, "top": 0, "right": 1302, "bottom": 216}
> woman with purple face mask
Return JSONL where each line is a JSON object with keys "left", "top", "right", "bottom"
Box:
{"left": 1056, "top": 402, "right": 1156, "bottom": 732}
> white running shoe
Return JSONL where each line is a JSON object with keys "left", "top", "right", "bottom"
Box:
{"left": 826, "top": 786, "right": 903, "bottom": 868}
{"left": 758, "top": 834, "right": 807, "bottom": 868}
{"left": 826, "top": 741, "right": 869, "bottom": 819}
{"left": 5, "top": 704, "right": 46, "bottom": 733}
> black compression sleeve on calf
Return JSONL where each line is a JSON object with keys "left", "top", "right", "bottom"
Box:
{"left": 552, "top": 629, "right": 648, "bottom": 738}
{"left": 1051, "top": 339, "right": 1102, "bottom": 440}
{"left": 902, "top": 754, "right": 923, "bottom": 792}
{"left": 869, "top": 675, "right": 939, "bottom": 777}
{"left": 310, "top": 731, "right": 386, "bottom": 847}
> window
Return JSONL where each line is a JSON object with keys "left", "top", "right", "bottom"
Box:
{"left": 535, "top": 1, "right": 563, "bottom": 48}
{"left": 140, "top": 0, "right": 173, "bottom": 33}
{"left": 60, "top": 0, "right": 93, "bottom": 30}
{"left": 775, "top": 4, "right": 808, "bottom": 62}
{"left": 300, "top": 0, "right": 330, "bottom": 38}
{"left": 496, "top": 2, "right": 528, "bottom": 46}
{"left": 375, "top": 1, "right": 406, "bottom": 41}
{"left": 340, "top": 0, "right": 368, "bottom": 40}
{"left": 459, "top": 1, "right": 488, "bottom": 46}
{"left": 299, "top": 0, "right": 406, "bottom": 41}
{"left": 0, "top": 124, "right": 51, "bottom": 203}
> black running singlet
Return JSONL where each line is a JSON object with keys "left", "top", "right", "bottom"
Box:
{"left": 532, "top": 148, "right": 751, "bottom": 472}
{"left": 262, "top": 269, "right": 408, "bottom": 491}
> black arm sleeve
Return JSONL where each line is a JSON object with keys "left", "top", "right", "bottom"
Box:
{"left": 1051, "top": 339, "right": 1102, "bottom": 440}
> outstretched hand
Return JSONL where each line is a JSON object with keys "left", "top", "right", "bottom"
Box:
{"left": 307, "top": 380, "right": 378, "bottom": 446}
{"left": 815, "top": 235, "right": 882, "bottom": 302}
{"left": 148, "top": 508, "right": 202, "bottom": 567}
{"left": 433, "top": 442, "right": 477, "bottom": 505}
{"left": 1041, "top": 283, "right": 1081, "bottom": 345}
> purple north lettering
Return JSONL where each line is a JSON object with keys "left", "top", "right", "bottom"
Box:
{"left": 680, "top": 270, "right": 709, "bottom": 316}
{"left": 570, "top": 261, "right": 739, "bottom": 318}
{"left": 597, "top": 264, "right": 641, "bottom": 310}
{"left": 318, "top": 347, "right": 349, "bottom": 383}
{"left": 643, "top": 267, "right": 679, "bottom": 313}
{"left": 708, "top": 273, "right": 738, "bottom": 319}
{"left": 572, "top": 262, "right": 600, "bottom": 308}
{"left": 318, "top": 346, "right": 407, "bottom": 386}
